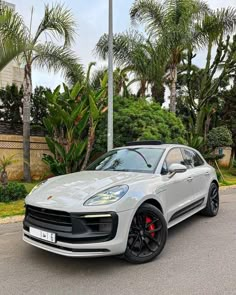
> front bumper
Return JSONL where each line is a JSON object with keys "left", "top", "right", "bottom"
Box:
{"left": 23, "top": 207, "right": 134, "bottom": 257}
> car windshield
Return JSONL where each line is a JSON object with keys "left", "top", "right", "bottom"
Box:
{"left": 87, "top": 148, "right": 165, "bottom": 173}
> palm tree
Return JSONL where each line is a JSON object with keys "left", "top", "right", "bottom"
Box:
{"left": 0, "top": 4, "right": 78, "bottom": 182}
{"left": 130, "top": 0, "right": 209, "bottom": 112}
{"left": 91, "top": 66, "right": 132, "bottom": 97}
{"left": 0, "top": 154, "right": 18, "bottom": 186}
{"left": 96, "top": 31, "right": 167, "bottom": 103}
{"left": 194, "top": 7, "right": 236, "bottom": 135}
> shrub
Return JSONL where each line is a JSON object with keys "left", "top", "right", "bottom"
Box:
{"left": 207, "top": 126, "right": 233, "bottom": 148}
{"left": 233, "top": 160, "right": 236, "bottom": 169}
{"left": 0, "top": 182, "right": 27, "bottom": 203}
{"left": 94, "top": 97, "right": 187, "bottom": 154}
{"left": 43, "top": 75, "right": 107, "bottom": 175}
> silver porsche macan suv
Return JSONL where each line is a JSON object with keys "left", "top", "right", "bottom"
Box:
{"left": 23, "top": 141, "right": 219, "bottom": 264}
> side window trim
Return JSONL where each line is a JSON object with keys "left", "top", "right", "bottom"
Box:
{"left": 183, "top": 148, "right": 205, "bottom": 168}
{"left": 161, "top": 147, "right": 185, "bottom": 175}
{"left": 181, "top": 148, "right": 194, "bottom": 170}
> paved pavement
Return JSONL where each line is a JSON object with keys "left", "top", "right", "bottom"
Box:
{"left": 0, "top": 188, "right": 236, "bottom": 295}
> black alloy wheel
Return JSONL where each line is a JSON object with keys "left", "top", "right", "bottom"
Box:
{"left": 201, "top": 182, "right": 219, "bottom": 217}
{"left": 124, "top": 203, "right": 167, "bottom": 264}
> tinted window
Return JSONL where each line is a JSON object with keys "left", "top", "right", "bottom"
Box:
{"left": 183, "top": 149, "right": 194, "bottom": 168}
{"left": 183, "top": 149, "right": 204, "bottom": 168}
{"left": 87, "top": 148, "right": 165, "bottom": 174}
{"left": 161, "top": 148, "right": 185, "bottom": 174}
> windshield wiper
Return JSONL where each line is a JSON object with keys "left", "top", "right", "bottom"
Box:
{"left": 129, "top": 149, "right": 152, "bottom": 168}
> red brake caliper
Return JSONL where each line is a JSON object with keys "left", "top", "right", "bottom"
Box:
{"left": 146, "top": 217, "right": 155, "bottom": 238}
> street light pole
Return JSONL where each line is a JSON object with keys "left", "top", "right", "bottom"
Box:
{"left": 107, "top": 0, "right": 113, "bottom": 151}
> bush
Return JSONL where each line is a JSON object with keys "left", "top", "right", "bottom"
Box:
{"left": 94, "top": 97, "right": 187, "bottom": 154}
{"left": 207, "top": 126, "right": 233, "bottom": 148}
{"left": 233, "top": 160, "right": 236, "bottom": 169}
{"left": 0, "top": 183, "right": 27, "bottom": 203}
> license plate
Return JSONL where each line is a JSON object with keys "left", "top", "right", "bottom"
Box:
{"left": 29, "top": 227, "right": 56, "bottom": 243}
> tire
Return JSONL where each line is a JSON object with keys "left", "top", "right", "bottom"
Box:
{"left": 124, "top": 203, "right": 168, "bottom": 264}
{"left": 201, "top": 182, "right": 219, "bottom": 217}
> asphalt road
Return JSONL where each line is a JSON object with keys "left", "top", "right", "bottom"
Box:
{"left": 0, "top": 189, "right": 236, "bottom": 295}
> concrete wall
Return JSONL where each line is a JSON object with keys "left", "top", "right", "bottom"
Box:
{"left": 216, "top": 147, "right": 232, "bottom": 168}
{"left": 0, "top": 2, "right": 24, "bottom": 89}
{"left": 0, "top": 60, "right": 24, "bottom": 89}
{"left": 0, "top": 135, "right": 51, "bottom": 181}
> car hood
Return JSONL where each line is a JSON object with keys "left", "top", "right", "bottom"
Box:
{"left": 26, "top": 170, "right": 154, "bottom": 211}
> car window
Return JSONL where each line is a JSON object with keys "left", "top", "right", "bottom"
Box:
{"left": 183, "top": 149, "right": 204, "bottom": 168}
{"left": 86, "top": 148, "right": 165, "bottom": 174}
{"left": 182, "top": 149, "right": 194, "bottom": 168}
{"left": 161, "top": 148, "right": 185, "bottom": 175}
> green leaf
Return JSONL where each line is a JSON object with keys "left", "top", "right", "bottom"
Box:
{"left": 54, "top": 141, "right": 66, "bottom": 160}
{"left": 101, "top": 72, "right": 108, "bottom": 88}
{"left": 71, "top": 101, "right": 87, "bottom": 122}
{"left": 51, "top": 85, "right": 61, "bottom": 103}
{"left": 45, "top": 136, "right": 56, "bottom": 154}
{"left": 70, "top": 81, "right": 84, "bottom": 100}
{"left": 73, "top": 111, "right": 90, "bottom": 137}
{"left": 89, "top": 92, "right": 99, "bottom": 120}
{"left": 74, "top": 140, "right": 87, "bottom": 160}
{"left": 43, "top": 118, "right": 54, "bottom": 135}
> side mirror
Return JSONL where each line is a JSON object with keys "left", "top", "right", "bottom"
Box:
{"left": 168, "top": 163, "right": 187, "bottom": 178}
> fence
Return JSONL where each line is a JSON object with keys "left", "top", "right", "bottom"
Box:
{"left": 0, "top": 132, "right": 50, "bottom": 181}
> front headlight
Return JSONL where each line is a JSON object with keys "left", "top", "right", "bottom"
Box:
{"left": 28, "top": 180, "right": 48, "bottom": 195}
{"left": 84, "top": 185, "right": 129, "bottom": 206}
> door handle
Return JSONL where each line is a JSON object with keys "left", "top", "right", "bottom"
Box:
{"left": 187, "top": 177, "right": 193, "bottom": 182}
{"left": 205, "top": 172, "right": 210, "bottom": 176}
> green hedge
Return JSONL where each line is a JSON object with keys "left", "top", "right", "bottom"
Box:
{"left": 94, "top": 97, "right": 187, "bottom": 154}
{"left": 0, "top": 183, "right": 27, "bottom": 203}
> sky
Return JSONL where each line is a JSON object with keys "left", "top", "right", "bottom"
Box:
{"left": 9, "top": 0, "right": 236, "bottom": 90}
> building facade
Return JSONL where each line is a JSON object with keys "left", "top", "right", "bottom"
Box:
{"left": 0, "top": 1, "right": 24, "bottom": 89}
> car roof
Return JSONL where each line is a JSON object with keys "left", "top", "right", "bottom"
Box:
{"left": 115, "top": 144, "right": 193, "bottom": 150}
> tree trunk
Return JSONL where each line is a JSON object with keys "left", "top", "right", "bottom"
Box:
{"left": 195, "top": 108, "right": 206, "bottom": 136}
{"left": 81, "top": 120, "right": 95, "bottom": 170}
{"left": 204, "top": 112, "right": 212, "bottom": 141}
{"left": 169, "top": 65, "right": 177, "bottom": 113}
{"left": 151, "top": 84, "right": 165, "bottom": 105}
{"left": 137, "top": 80, "right": 146, "bottom": 98}
{"left": 0, "top": 170, "right": 8, "bottom": 186}
{"left": 23, "top": 63, "right": 32, "bottom": 182}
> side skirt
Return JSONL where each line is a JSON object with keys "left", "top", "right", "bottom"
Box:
{"left": 169, "top": 198, "right": 205, "bottom": 223}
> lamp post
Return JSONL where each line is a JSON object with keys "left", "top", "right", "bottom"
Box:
{"left": 107, "top": 0, "right": 113, "bottom": 151}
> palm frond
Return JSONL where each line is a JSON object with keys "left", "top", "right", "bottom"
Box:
{"left": 214, "top": 7, "right": 236, "bottom": 35}
{"left": 0, "top": 7, "right": 29, "bottom": 70}
{"left": 66, "top": 63, "right": 84, "bottom": 86}
{"left": 96, "top": 30, "right": 145, "bottom": 66}
{"left": 130, "top": 0, "right": 165, "bottom": 35}
{"left": 196, "top": 7, "right": 236, "bottom": 44}
{"left": 0, "top": 6, "right": 28, "bottom": 42}
{"left": 0, "top": 40, "right": 26, "bottom": 71}
{"left": 33, "top": 43, "right": 79, "bottom": 79}
{"left": 34, "top": 3, "right": 76, "bottom": 46}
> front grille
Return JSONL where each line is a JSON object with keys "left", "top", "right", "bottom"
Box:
{"left": 27, "top": 205, "right": 72, "bottom": 226}
{"left": 24, "top": 206, "right": 118, "bottom": 243}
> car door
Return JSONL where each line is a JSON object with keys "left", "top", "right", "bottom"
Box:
{"left": 160, "top": 148, "right": 195, "bottom": 223}
{"left": 182, "top": 148, "right": 211, "bottom": 203}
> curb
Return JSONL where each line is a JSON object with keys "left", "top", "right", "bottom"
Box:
{"left": 0, "top": 185, "right": 235, "bottom": 225}
{"left": 219, "top": 185, "right": 236, "bottom": 191}
{"left": 0, "top": 215, "right": 24, "bottom": 225}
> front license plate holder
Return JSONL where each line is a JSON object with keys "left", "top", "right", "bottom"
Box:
{"left": 29, "top": 227, "right": 56, "bottom": 243}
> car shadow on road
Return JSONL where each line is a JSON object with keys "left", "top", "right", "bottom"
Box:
{"left": 23, "top": 214, "right": 204, "bottom": 272}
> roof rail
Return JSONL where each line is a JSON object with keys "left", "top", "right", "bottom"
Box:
{"left": 127, "top": 140, "right": 163, "bottom": 146}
